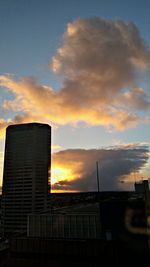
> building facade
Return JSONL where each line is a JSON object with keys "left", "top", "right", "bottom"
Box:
{"left": 27, "top": 204, "right": 101, "bottom": 239}
{"left": 2, "top": 123, "right": 51, "bottom": 235}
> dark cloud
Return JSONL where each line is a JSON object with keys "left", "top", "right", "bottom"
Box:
{"left": 52, "top": 146, "right": 149, "bottom": 191}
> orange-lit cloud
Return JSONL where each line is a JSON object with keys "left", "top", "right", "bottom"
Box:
{"left": 0, "top": 18, "right": 150, "bottom": 133}
{"left": 51, "top": 152, "right": 83, "bottom": 192}
{"left": 51, "top": 145, "right": 149, "bottom": 192}
{"left": 51, "top": 144, "right": 62, "bottom": 152}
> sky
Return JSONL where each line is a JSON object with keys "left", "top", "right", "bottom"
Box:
{"left": 0, "top": 0, "right": 150, "bottom": 192}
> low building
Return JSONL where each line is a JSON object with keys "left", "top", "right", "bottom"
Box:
{"left": 27, "top": 203, "right": 101, "bottom": 239}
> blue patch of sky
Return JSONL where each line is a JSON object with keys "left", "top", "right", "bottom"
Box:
{"left": 1, "top": 0, "right": 150, "bottom": 88}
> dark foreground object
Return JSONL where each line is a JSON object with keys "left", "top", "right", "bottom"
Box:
{"left": 0, "top": 236, "right": 150, "bottom": 267}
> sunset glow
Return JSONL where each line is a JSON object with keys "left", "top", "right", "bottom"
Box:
{"left": 51, "top": 165, "right": 75, "bottom": 184}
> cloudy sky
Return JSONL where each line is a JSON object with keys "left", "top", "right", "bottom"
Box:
{"left": 0, "top": 0, "right": 150, "bottom": 191}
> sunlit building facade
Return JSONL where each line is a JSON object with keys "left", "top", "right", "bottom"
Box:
{"left": 2, "top": 123, "right": 51, "bottom": 235}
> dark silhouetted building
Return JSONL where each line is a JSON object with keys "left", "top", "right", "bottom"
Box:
{"left": 134, "top": 179, "right": 149, "bottom": 194}
{"left": 1, "top": 123, "right": 51, "bottom": 235}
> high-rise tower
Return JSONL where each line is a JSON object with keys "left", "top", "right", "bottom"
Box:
{"left": 2, "top": 123, "right": 51, "bottom": 235}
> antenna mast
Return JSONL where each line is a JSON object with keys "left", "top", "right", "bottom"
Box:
{"left": 96, "top": 161, "right": 100, "bottom": 192}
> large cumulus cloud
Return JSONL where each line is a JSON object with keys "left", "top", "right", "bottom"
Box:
{"left": 0, "top": 18, "right": 150, "bottom": 132}
{"left": 52, "top": 145, "right": 149, "bottom": 191}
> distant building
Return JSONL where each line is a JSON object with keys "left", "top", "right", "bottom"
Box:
{"left": 134, "top": 180, "right": 149, "bottom": 194}
{"left": 1, "top": 123, "right": 51, "bottom": 236}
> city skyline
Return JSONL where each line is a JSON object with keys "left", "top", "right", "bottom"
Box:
{"left": 0, "top": 0, "right": 150, "bottom": 191}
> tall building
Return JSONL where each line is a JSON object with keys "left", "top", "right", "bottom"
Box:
{"left": 2, "top": 123, "right": 51, "bottom": 235}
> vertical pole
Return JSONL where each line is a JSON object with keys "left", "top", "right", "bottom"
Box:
{"left": 96, "top": 161, "right": 100, "bottom": 192}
